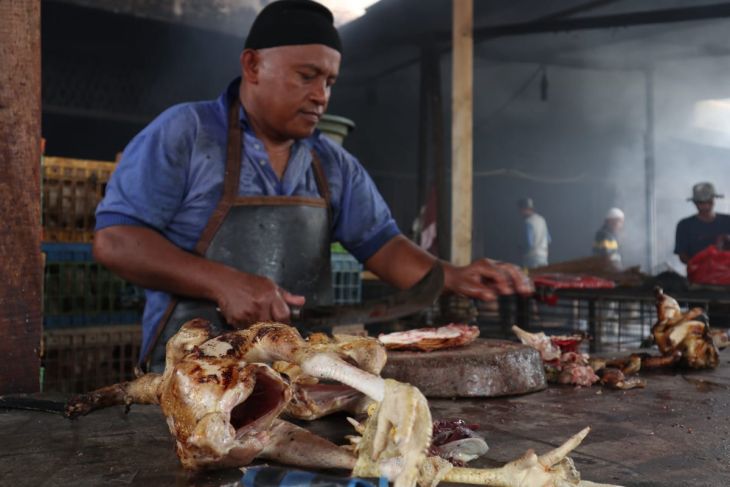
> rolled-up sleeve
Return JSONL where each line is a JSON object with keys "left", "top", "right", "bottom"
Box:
{"left": 96, "top": 104, "right": 195, "bottom": 233}
{"left": 331, "top": 152, "right": 400, "bottom": 262}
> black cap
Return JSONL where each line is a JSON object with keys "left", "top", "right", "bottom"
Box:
{"left": 245, "top": 0, "right": 342, "bottom": 54}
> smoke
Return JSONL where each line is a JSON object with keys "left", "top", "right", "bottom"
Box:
{"left": 329, "top": 14, "right": 730, "bottom": 274}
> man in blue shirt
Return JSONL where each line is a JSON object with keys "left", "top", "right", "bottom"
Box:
{"left": 94, "top": 0, "right": 531, "bottom": 367}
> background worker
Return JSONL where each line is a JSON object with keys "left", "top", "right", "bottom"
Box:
{"left": 675, "top": 182, "right": 730, "bottom": 264}
{"left": 593, "top": 207, "right": 624, "bottom": 269}
{"left": 518, "top": 197, "right": 550, "bottom": 269}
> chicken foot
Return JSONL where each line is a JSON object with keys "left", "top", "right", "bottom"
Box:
{"left": 65, "top": 373, "right": 162, "bottom": 418}
{"left": 354, "top": 421, "right": 620, "bottom": 487}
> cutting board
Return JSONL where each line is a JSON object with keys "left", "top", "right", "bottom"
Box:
{"left": 381, "top": 338, "right": 547, "bottom": 398}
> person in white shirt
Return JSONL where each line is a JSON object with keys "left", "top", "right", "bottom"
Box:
{"left": 518, "top": 197, "right": 550, "bottom": 269}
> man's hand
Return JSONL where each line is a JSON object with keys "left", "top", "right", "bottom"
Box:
{"left": 93, "top": 226, "right": 306, "bottom": 327}
{"left": 214, "top": 268, "right": 306, "bottom": 327}
{"left": 365, "top": 235, "right": 533, "bottom": 302}
{"left": 443, "top": 258, "right": 533, "bottom": 301}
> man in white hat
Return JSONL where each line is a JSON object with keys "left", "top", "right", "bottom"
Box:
{"left": 675, "top": 182, "right": 730, "bottom": 264}
{"left": 593, "top": 207, "right": 624, "bottom": 269}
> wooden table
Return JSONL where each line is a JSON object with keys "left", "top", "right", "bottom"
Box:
{"left": 2, "top": 352, "right": 730, "bottom": 486}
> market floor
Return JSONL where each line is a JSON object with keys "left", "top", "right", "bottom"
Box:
{"left": 2, "top": 351, "right": 730, "bottom": 487}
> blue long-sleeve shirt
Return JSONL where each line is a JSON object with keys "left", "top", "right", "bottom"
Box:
{"left": 96, "top": 78, "right": 400, "bottom": 351}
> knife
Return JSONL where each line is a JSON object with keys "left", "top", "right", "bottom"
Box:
{"left": 291, "top": 263, "right": 444, "bottom": 329}
{"left": 0, "top": 395, "right": 67, "bottom": 414}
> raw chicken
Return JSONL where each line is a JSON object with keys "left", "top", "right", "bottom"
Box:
{"left": 351, "top": 413, "right": 621, "bottom": 487}
{"left": 511, "top": 325, "right": 563, "bottom": 362}
{"left": 513, "top": 327, "right": 645, "bottom": 390}
{"left": 556, "top": 352, "right": 600, "bottom": 387}
{"left": 429, "top": 419, "right": 488, "bottom": 466}
{"left": 378, "top": 323, "right": 480, "bottom": 352}
{"left": 513, "top": 326, "right": 599, "bottom": 387}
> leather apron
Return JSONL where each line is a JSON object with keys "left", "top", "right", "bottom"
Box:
{"left": 140, "top": 96, "right": 333, "bottom": 371}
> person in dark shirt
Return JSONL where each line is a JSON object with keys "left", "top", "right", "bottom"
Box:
{"left": 675, "top": 182, "right": 730, "bottom": 264}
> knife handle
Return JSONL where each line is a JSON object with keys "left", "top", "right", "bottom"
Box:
{"left": 290, "top": 306, "right": 302, "bottom": 320}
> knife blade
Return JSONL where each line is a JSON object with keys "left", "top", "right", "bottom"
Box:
{"left": 291, "top": 262, "right": 444, "bottom": 329}
{"left": 0, "top": 395, "right": 67, "bottom": 414}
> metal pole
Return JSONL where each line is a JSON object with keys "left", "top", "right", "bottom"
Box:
{"left": 417, "top": 45, "right": 431, "bottom": 233}
{"left": 644, "top": 69, "right": 657, "bottom": 272}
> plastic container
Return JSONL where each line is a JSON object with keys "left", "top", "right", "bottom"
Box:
{"left": 42, "top": 156, "right": 116, "bottom": 242}
{"left": 42, "top": 242, "right": 144, "bottom": 328}
{"left": 331, "top": 252, "right": 362, "bottom": 304}
{"left": 317, "top": 114, "right": 355, "bottom": 146}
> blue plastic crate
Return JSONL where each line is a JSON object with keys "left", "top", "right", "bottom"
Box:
{"left": 331, "top": 253, "right": 362, "bottom": 304}
{"left": 42, "top": 242, "right": 144, "bottom": 328}
{"left": 42, "top": 242, "right": 93, "bottom": 262}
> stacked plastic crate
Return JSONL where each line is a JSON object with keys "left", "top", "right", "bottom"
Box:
{"left": 41, "top": 157, "right": 143, "bottom": 393}
{"left": 331, "top": 242, "right": 362, "bottom": 304}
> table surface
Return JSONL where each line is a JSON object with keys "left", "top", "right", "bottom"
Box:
{"left": 2, "top": 351, "right": 730, "bottom": 487}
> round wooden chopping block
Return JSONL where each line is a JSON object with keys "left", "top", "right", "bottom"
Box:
{"left": 381, "top": 338, "right": 547, "bottom": 398}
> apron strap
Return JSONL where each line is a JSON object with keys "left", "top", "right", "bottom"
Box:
{"left": 141, "top": 96, "right": 242, "bottom": 370}
{"left": 310, "top": 151, "right": 333, "bottom": 224}
{"left": 194, "top": 95, "right": 242, "bottom": 256}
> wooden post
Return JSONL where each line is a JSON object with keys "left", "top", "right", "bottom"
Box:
{"left": 417, "top": 45, "right": 432, "bottom": 230}
{"left": 451, "top": 0, "right": 473, "bottom": 266}
{"left": 0, "top": 0, "right": 42, "bottom": 393}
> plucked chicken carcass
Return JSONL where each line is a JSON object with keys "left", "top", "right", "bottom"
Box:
{"left": 649, "top": 287, "right": 719, "bottom": 369}
{"left": 66, "top": 320, "right": 423, "bottom": 481}
{"left": 603, "top": 288, "right": 720, "bottom": 373}
{"left": 66, "top": 320, "right": 620, "bottom": 487}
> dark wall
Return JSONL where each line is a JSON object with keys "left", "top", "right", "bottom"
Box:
{"left": 42, "top": 1, "right": 242, "bottom": 160}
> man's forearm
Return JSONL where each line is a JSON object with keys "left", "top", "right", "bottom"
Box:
{"left": 365, "top": 235, "right": 441, "bottom": 290}
{"left": 365, "top": 235, "right": 532, "bottom": 302}
{"left": 93, "top": 225, "right": 232, "bottom": 302}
